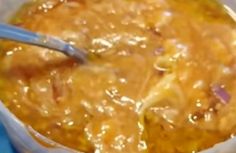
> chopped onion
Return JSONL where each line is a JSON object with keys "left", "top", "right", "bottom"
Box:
{"left": 154, "top": 47, "right": 164, "bottom": 55}
{"left": 212, "top": 84, "right": 231, "bottom": 104}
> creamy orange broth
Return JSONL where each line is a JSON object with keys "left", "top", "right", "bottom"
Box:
{"left": 0, "top": 0, "right": 236, "bottom": 152}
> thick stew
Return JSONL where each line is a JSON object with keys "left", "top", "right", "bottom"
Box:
{"left": 0, "top": 0, "right": 236, "bottom": 153}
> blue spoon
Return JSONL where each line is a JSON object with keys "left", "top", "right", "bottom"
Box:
{"left": 0, "top": 23, "right": 87, "bottom": 63}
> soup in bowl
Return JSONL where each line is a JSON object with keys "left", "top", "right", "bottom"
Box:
{"left": 0, "top": 0, "right": 236, "bottom": 153}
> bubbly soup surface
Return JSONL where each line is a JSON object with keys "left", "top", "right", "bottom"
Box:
{"left": 1, "top": 0, "right": 236, "bottom": 152}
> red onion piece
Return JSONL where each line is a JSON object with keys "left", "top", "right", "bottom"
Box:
{"left": 154, "top": 47, "right": 165, "bottom": 55}
{"left": 212, "top": 84, "right": 231, "bottom": 104}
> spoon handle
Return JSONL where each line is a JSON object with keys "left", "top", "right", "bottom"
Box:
{"left": 0, "top": 23, "right": 87, "bottom": 63}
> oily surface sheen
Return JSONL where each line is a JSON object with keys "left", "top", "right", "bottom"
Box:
{"left": 0, "top": 0, "right": 236, "bottom": 152}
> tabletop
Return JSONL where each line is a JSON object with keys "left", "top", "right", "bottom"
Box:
{"left": 0, "top": 123, "right": 17, "bottom": 153}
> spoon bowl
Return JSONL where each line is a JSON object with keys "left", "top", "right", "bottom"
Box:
{"left": 0, "top": 23, "right": 88, "bottom": 63}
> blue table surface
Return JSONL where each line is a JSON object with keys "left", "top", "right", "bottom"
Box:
{"left": 0, "top": 123, "right": 18, "bottom": 153}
